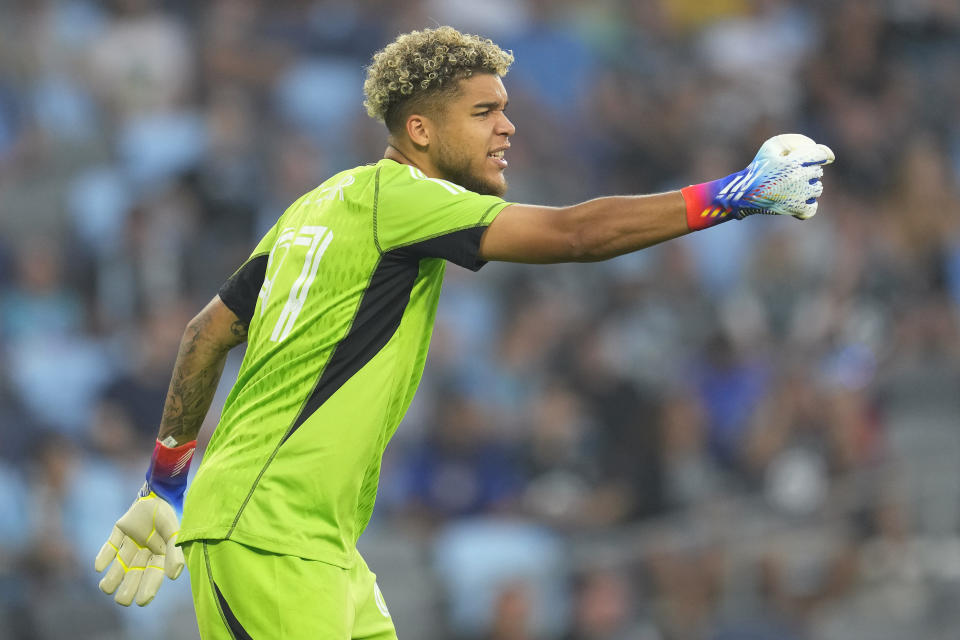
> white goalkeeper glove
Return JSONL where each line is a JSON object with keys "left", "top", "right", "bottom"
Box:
{"left": 95, "top": 437, "right": 196, "bottom": 606}
{"left": 94, "top": 485, "right": 185, "bottom": 606}
{"left": 682, "top": 133, "right": 835, "bottom": 230}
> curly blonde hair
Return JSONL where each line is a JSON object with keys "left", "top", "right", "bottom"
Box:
{"left": 363, "top": 26, "right": 513, "bottom": 132}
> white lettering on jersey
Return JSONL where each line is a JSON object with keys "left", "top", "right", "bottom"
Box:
{"left": 312, "top": 174, "right": 356, "bottom": 202}
{"left": 408, "top": 165, "right": 466, "bottom": 195}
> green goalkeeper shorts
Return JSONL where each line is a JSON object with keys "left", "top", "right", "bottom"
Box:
{"left": 183, "top": 539, "right": 398, "bottom": 639}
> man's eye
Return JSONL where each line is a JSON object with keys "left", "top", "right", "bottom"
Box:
{"left": 475, "top": 111, "right": 490, "bottom": 118}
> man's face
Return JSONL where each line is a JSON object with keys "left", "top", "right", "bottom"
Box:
{"left": 430, "top": 74, "right": 515, "bottom": 197}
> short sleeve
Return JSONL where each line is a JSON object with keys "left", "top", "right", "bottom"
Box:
{"left": 375, "top": 163, "right": 511, "bottom": 271}
{"left": 217, "top": 224, "right": 278, "bottom": 323}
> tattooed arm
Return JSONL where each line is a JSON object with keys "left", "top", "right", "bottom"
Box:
{"left": 157, "top": 296, "right": 248, "bottom": 445}
{"left": 94, "top": 295, "right": 246, "bottom": 604}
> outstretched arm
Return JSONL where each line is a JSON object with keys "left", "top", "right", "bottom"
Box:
{"left": 480, "top": 191, "right": 688, "bottom": 263}
{"left": 158, "top": 295, "right": 248, "bottom": 445}
{"left": 480, "top": 134, "right": 835, "bottom": 264}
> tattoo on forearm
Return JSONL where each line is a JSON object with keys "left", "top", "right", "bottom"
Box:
{"left": 157, "top": 312, "right": 245, "bottom": 443}
{"left": 230, "top": 320, "right": 248, "bottom": 340}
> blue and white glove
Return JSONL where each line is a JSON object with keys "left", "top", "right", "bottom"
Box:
{"left": 682, "top": 134, "right": 835, "bottom": 230}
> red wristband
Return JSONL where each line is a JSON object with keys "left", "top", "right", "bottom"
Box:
{"left": 145, "top": 438, "right": 197, "bottom": 512}
{"left": 681, "top": 179, "right": 736, "bottom": 231}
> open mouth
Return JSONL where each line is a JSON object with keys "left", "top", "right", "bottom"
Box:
{"left": 487, "top": 149, "right": 507, "bottom": 168}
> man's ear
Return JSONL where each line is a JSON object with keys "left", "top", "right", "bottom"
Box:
{"left": 406, "top": 114, "right": 431, "bottom": 148}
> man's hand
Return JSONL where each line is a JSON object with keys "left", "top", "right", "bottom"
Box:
{"left": 732, "top": 133, "right": 835, "bottom": 219}
{"left": 94, "top": 487, "right": 185, "bottom": 606}
{"left": 682, "top": 133, "right": 835, "bottom": 229}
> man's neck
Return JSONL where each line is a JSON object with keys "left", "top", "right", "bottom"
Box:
{"left": 384, "top": 143, "right": 412, "bottom": 163}
{"left": 384, "top": 142, "right": 433, "bottom": 177}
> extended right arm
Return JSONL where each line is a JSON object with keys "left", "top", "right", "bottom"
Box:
{"left": 481, "top": 134, "right": 834, "bottom": 264}
{"left": 480, "top": 191, "right": 689, "bottom": 263}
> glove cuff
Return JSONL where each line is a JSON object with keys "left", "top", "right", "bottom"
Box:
{"left": 681, "top": 176, "right": 739, "bottom": 231}
{"left": 145, "top": 438, "right": 196, "bottom": 513}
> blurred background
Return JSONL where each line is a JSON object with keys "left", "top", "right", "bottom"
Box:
{"left": 1, "top": 0, "right": 959, "bottom": 638}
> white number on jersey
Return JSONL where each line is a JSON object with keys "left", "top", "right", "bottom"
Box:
{"left": 259, "top": 225, "right": 334, "bottom": 343}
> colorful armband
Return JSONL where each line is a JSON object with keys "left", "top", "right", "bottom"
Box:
{"left": 680, "top": 168, "right": 758, "bottom": 231}
{"left": 144, "top": 438, "right": 196, "bottom": 513}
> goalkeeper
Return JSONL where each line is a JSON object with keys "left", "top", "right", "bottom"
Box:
{"left": 95, "top": 26, "right": 834, "bottom": 639}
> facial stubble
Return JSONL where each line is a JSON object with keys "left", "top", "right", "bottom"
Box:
{"left": 435, "top": 136, "right": 507, "bottom": 197}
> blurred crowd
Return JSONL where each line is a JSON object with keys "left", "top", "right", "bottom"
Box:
{"left": 1, "top": 0, "right": 960, "bottom": 639}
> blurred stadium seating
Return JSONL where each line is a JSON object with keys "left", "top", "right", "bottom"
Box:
{"left": 1, "top": 1, "right": 959, "bottom": 638}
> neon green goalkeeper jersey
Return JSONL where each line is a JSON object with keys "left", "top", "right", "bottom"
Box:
{"left": 178, "top": 159, "right": 510, "bottom": 567}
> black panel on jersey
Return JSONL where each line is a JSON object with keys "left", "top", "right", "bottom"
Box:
{"left": 218, "top": 254, "right": 268, "bottom": 324}
{"left": 281, "top": 249, "right": 417, "bottom": 443}
{"left": 281, "top": 226, "right": 489, "bottom": 443}
{"left": 403, "top": 225, "right": 490, "bottom": 271}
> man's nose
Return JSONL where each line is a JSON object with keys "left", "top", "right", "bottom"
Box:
{"left": 497, "top": 112, "right": 516, "bottom": 137}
